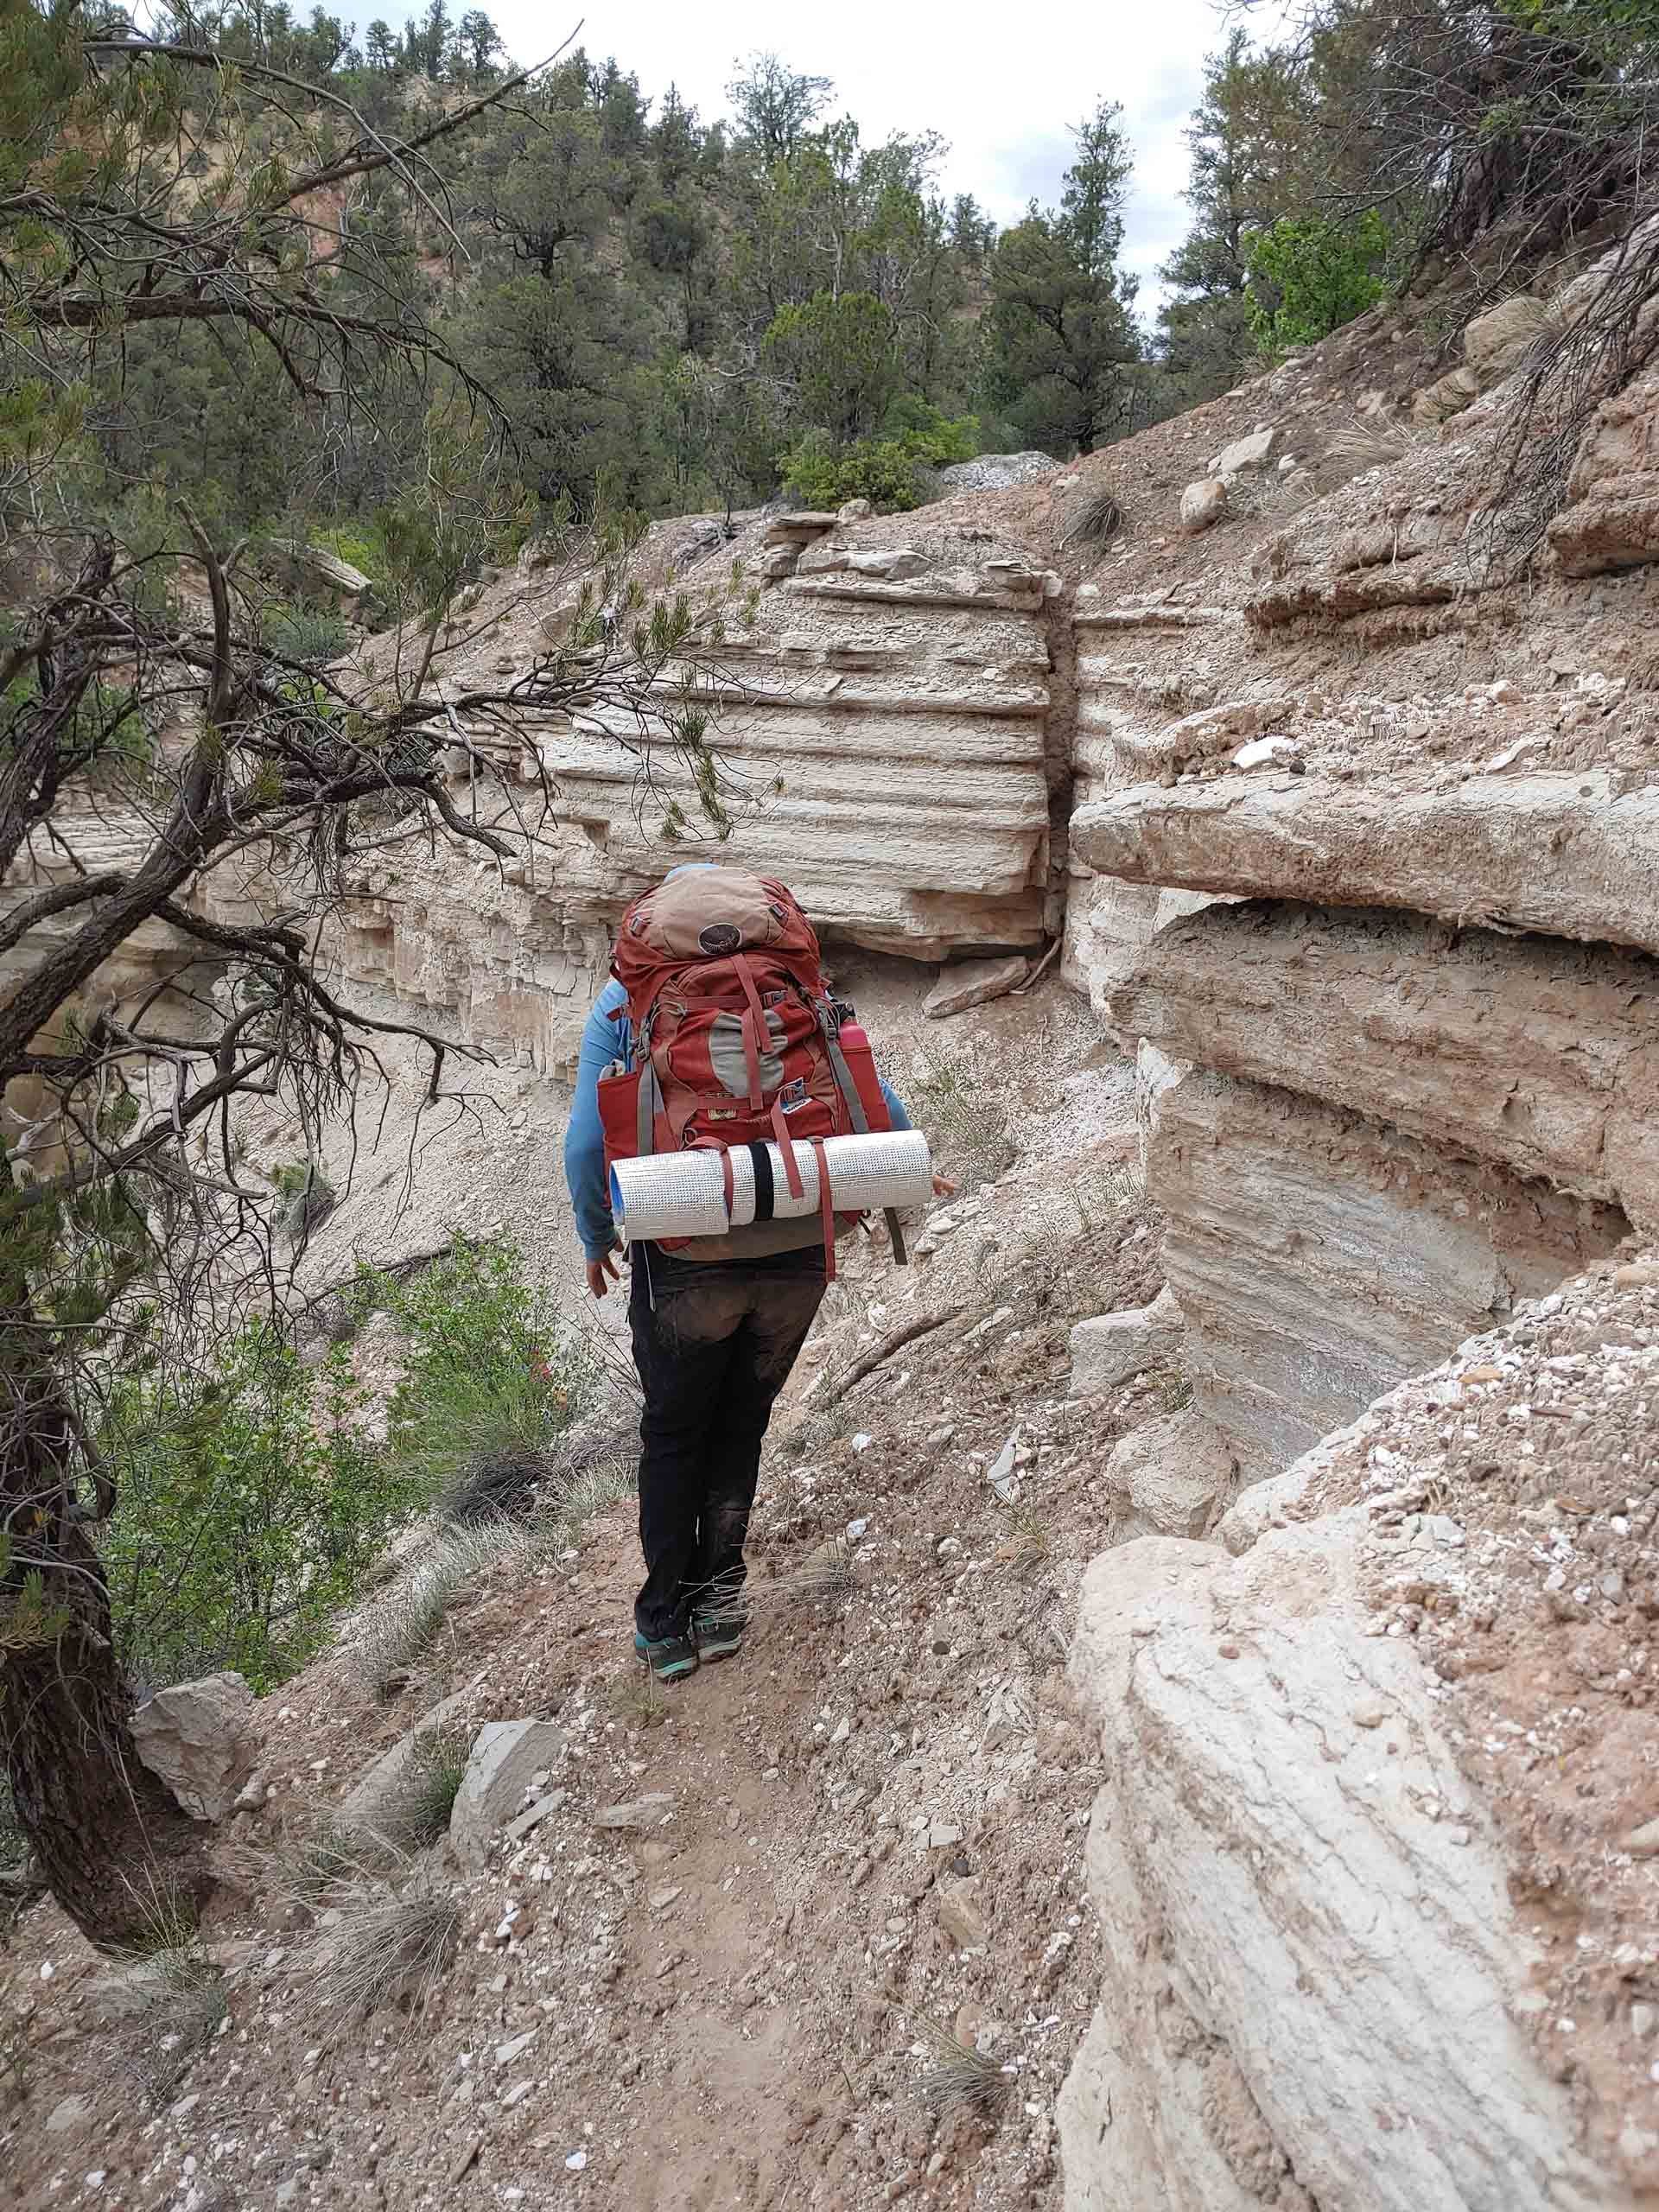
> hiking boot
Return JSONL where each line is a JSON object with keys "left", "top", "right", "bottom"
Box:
{"left": 633, "top": 1630, "right": 698, "bottom": 1682}
{"left": 691, "top": 1605, "right": 748, "bottom": 1662}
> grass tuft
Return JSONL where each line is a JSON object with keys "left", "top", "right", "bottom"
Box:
{"left": 907, "top": 1039, "right": 1016, "bottom": 1190}
{"left": 1059, "top": 486, "right": 1123, "bottom": 551}
{"left": 373, "top": 1726, "right": 472, "bottom": 1851}
{"left": 910, "top": 2012, "right": 1016, "bottom": 2120}
{"left": 352, "top": 1517, "right": 528, "bottom": 1694}
{"left": 299, "top": 1865, "right": 461, "bottom": 2018}
{"left": 116, "top": 1948, "right": 228, "bottom": 2106}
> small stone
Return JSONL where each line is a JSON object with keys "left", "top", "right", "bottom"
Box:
{"left": 1633, "top": 2003, "right": 1659, "bottom": 2040}
{"left": 928, "top": 1822, "right": 964, "bottom": 1850}
{"left": 851, "top": 1433, "right": 874, "bottom": 1453}
{"left": 1614, "top": 1263, "right": 1659, "bottom": 1288}
{"left": 501, "top": 2080, "right": 534, "bottom": 2108}
{"left": 1620, "top": 1816, "right": 1659, "bottom": 1858}
{"left": 594, "top": 1792, "right": 677, "bottom": 1830}
{"left": 1179, "top": 477, "right": 1228, "bottom": 533}
{"left": 937, "top": 1876, "right": 989, "bottom": 1951}
{"left": 495, "top": 2031, "right": 537, "bottom": 2066}
{"left": 846, "top": 1518, "right": 869, "bottom": 1541}
{"left": 1352, "top": 1700, "right": 1389, "bottom": 1729}
{"left": 649, "top": 1885, "right": 683, "bottom": 1911}
{"left": 830, "top": 1717, "right": 852, "bottom": 1745}
{"left": 45, "top": 2095, "right": 92, "bottom": 2136}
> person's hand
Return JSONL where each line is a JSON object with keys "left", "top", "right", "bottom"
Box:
{"left": 931, "top": 1173, "right": 957, "bottom": 1198}
{"left": 585, "top": 1249, "right": 621, "bottom": 1299}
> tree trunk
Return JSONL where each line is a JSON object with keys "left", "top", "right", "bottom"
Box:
{"left": 3, "top": 1533, "right": 208, "bottom": 1953}
{"left": 2, "top": 1320, "right": 207, "bottom": 1951}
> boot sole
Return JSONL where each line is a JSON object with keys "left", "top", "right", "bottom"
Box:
{"left": 696, "top": 1636, "right": 744, "bottom": 1662}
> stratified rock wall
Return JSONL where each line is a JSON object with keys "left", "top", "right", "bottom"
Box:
{"left": 1058, "top": 1520, "right": 1615, "bottom": 2212}
{"left": 1148, "top": 1063, "right": 1627, "bottom": 1475}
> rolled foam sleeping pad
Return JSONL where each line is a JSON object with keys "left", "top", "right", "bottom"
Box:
{"left": 610, "top": 1129, "right": 932, "bottom": 1242}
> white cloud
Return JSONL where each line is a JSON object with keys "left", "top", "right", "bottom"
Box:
{"left": 484, "top": 0, "right": 1260, "bottom": 311}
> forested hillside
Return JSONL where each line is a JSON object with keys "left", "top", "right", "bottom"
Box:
{"left": 15, "top": 0, "right": 1659, "bottom": 585}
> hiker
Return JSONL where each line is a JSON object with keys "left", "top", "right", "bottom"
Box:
{"left": 563, "top": 862, "right": 948, "bottom": 1682}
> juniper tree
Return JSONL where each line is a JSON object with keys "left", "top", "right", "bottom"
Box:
{"left": 0, "top": 3, "right": 736, "bottom": 1947}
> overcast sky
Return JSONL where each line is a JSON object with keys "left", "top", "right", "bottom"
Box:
{"left": 486, "top": 1, "right": 1261, "bottom": 315}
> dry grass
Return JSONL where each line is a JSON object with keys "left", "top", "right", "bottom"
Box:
{"left": 372, "top": 1725, "right": 473, "bottom": 1850}
{"left": 1059, "top": 486, "right": 1123, "bottom": 552}
{"left": 298, "top": 1863, "right": 461, "bottom": 2018}
{"left": 909, "top": 2012, "right": 1016, "bottom": 2120}
{"left": 351, "top": 1517, "right": 529, "bottom": 1693}
{"left": 114, "top": 1948, "right": 229, "bottom": 2106}
{"left": 906, "top": 1038, "right": 1016, "bottom": 1190}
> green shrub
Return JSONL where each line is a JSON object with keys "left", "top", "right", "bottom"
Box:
{"left": 779, "top": 402, "right": 980, "bottom": 513}
{"left": 1243, "top": 211, "right": 1391, "bottom": 356}
{"left": 272, "top": 1157, "right": 336, "bottom": 1244}
{"left": 311, "top": 520, "right": 390, "bottom": 583}
{"left": 263, "top": 601, "right": 353, "bottom": 662}
{"left": 368, "top": 1236, "right": 592, "bottom": 1520}
{"left": 102, "top": 1324, "right": 411, "bottom": 1692}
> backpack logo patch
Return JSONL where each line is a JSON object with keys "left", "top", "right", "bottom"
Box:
{"left": 698, "top": 922, "right": 742, "bottom": 955}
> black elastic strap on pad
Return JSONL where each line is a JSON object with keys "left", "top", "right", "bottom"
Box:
{"left": 748, "top": 1139, "right": 775, "bottom": 1222}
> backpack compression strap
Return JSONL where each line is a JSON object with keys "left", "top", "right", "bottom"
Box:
{"left": 817, "top": 1006, "right": 909, "bottom": 1267}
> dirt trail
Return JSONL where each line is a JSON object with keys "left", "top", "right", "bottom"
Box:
{"left": 2, "top": 987, "right": 1169, "bottom": 2212}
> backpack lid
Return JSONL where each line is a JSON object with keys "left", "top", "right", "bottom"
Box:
{"left": 615, "top": 867, "right": 819, "bottom": 975}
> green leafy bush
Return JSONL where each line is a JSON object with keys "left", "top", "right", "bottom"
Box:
{"left": 1243, "top": 210, "right": 1391, "bottom": 356}
{"left": 103, "top": 1325, "right": 410, "bottom": 1692}
{"left": 369, "top": 1237, "right": 592, "bottom": 1521}
{"left": 779, "top": 401, "right": 980, "bottom": 512}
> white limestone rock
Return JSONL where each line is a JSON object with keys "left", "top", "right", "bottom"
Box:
{"left": 1068, "top": 1285, "right": 1182, "bottom": 1398}
{"left": 130, "top": 1671, "right": 256, "bottom": 1822}
{"left": 1058, "top": 1524, "right": 1613, "bottom": 2212}
{"left": 450, "top": 1719, "right": 566, "bottom": 1868}
{"left": 923, "top": 954, "right": 1029, "bottom": 1019}
{"left": 1100, "top": 1408, "right": 1236, "bottom": 1539}
{"left": 1211, "top": 427, "right": 1278, "bottom": 477}
{"left": 1179, "top": 478, "right": 1229, "bottom": 533}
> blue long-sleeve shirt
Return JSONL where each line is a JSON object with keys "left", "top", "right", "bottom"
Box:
{"left": 563, "top": 976, "right": 912, "bottom": 1260}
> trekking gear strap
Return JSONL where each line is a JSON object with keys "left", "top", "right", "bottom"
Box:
{"left": 820, "top": 1011, "right": 908, "bottom": 1267}
{"left": 811, "top": 1137, "right": 836, "bottom": 1285}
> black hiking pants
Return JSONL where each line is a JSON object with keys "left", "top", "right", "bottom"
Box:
{"left": 627, "top": 1244, "right": 827, "bottom": 1642}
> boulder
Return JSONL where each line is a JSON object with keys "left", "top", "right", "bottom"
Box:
{"left": 1410, "top": 363, "right": 1481, "bottom": 425}
{"left": 449, "top": 1719, "right": 566, "bottom": 1867}
{"left": 130, "top": 1671, "right": 256, "bottom": 1822}
{"left": 1179, "top": 478, "right": 1229, "bottom": 533}
{"left": 1211, "top": 428, "right": 1277, "bottom": 477}
{"left": 923, "top": 954, "right": 1029, "bottom": 1019}
{"left": 339, "top": 1682, "right": 483, "bottom": 1830}
{"left": 1462, "top": 294, "right": 1549, "bottom": 380}
{"left": 1100, "top": 1408, "right": 1236, "bottom": 1539}
{"left": 931, "top": 451, "right": 1060, "bottom": 495}
{"left": 1548, "top": 365, "right": 1659, "bottom": 575}
{"left": 1067, "top": 1284, "right": 1182, "bottom": 1397}
{"left": 1058, "top": 1523, "right": 1612, "bottom": 2212}
{"left": 762, "top": 512, "right": 839, "bottom": 543}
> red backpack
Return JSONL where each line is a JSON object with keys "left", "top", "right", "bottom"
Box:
{"left": 596, "top": 868, "right": 905, "bottom": 1274}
